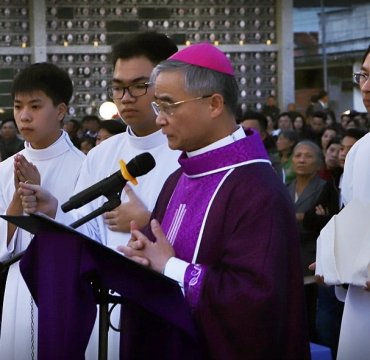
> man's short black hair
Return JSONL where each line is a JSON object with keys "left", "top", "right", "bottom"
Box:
{"left": 82, "top": 115, "right": 101, "bottom": 124}
{"left": 312, "top": 111, "right": 327, "bottom": 121}
{"left": 99, "top": 119, "right": 127, "bottom": 135}
{"left": 277, "top": 112, "right": 293, "bottom": 123}
{"left": 111, "top": 32, "right": 178, "bottom": 69}
{"left": 1, "top": 118, "right": 17, "bottom": 129}
{"left": 68, "top": 119, "right": 81, "bottom": 132}
{"left": 11, "top": 62, "right": 73, "bottom": 107}
{"left": 327, "top": 136, "right": 342, "bottom": 149}
{"left": 239, "top": 110, "right": 268, "bottom": 133}
{"left": 310, "top": 94, "right": 319, "bottom": 102}
{"left": 317, "top": 90, "right": 328, "bottom": 100}
{"left": 343, "top": 128, "right": 367, "bottom": 141}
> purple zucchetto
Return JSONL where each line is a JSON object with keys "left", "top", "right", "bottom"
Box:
{"left": 168, "top": 43, "right": 235, "bottom": 76}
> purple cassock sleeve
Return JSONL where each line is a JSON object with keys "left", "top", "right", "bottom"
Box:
{"left": 184, "top": 264, "right": 208, "bottom": 309}
{"left": 19, "top": 227, "right": 201, "bottom": 360}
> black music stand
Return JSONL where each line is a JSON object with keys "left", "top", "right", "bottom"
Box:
{"left": 1, "top": 214, "right": 200, "bottom": 360}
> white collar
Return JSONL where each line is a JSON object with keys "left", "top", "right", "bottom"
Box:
{"left": 126, "top": 126, "right": 170, "bottom": 150}
{"left": 24, "top": 130, "right": 72, "bottom": 161}
{"left": 187, "top": 125, "right": 246, "bottom": 158}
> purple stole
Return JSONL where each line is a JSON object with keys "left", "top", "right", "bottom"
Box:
{"left": 161, "top": 129, "right": 269, "bottom": 307}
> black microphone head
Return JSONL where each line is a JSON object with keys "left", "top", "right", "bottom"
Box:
{"left": 126, "top": 152, "right": 156, "bottom": 178}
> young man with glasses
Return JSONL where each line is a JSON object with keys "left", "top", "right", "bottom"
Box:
{"left": 118, "top": 43, "right": 311, "bottom": 359}
{"left": 57, "top": 32, "right": 180, "bottom": 246}
{"left": 78, "top": 32, "right": 180, "bottom": 358}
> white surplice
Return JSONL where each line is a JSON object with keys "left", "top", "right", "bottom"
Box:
{"left": 59, "top": 127, "right": 180, "bottom": 251}
{"left": 0, "top": 131, "right": 85, "bottom": 360}
{"left": 337, "top": 132, "right": 370, "bottom": 360}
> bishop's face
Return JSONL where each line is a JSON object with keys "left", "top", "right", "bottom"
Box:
{"left": 154, "top": 71, "right": 216, "bottom": 152}
{"left": 361, "top": 52, "right": 370, "bottom": 113}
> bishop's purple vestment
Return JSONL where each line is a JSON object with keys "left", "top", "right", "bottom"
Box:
{"left": 144, "top": 129, "right": 311, "bottom": 359}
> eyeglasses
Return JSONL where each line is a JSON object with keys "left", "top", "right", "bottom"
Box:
{"left": 353, "top": 72, "right": 370, "bottom": 86}
{"left": 151, "top": 95, "right": 212, "bottom": 116}
{"left": 106, "top": 82, "right": 154, "bottom": 100}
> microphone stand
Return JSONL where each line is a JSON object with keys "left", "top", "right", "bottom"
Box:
{"left": 68, "top": 196, "right": 121, "bottom": 230}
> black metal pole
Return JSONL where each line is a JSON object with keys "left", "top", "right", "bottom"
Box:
{"left": 98, "top": 286, "right": 109, "bottom": 360}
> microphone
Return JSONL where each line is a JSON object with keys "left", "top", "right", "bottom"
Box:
{"left": 61, "top": 152, "right": 156, "bottom": 213}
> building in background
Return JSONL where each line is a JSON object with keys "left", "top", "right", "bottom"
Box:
{"left": 0, "top": 0, "right": 294, "bottom": 122}
{"left": 294, "top": 0, "right": 370, "bottom": 117}
{"left": 0, "top": 0, "right": 368, "bottom": 123}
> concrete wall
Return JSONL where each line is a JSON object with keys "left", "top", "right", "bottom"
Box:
{"left": 320, "top": 4, "right": 370, "bottom": 53}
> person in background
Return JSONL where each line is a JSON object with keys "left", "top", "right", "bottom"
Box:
{"left": 306, "top": 94, "right": 319, "bottom": 123}
{"left": 320, "top": 125, "right": 338, "bottom": 157}
{"left": 324, "top": 109, "right": 339, "bottom": 130}
{"left": 0, "top": 62, "right": 85, "bottom": 360}
{"left": 79, "top": 136, "right": 95, "bottom": 155}
{"left": 95, "top": 119, "right": 127, "bottom": 146}
{"left": 77, "top": 116, "right": 90, "bottom": 139}
{"left": 82, "top": 115, "right": 100, "bottom": 139}
{"left": 358, "top": 112, "right": 369, "bottom": 132}
{"left": 261, "top": 95, "right": 280, "bottom": 124}
{"left": 339, "top": 128, "right": 367, "bottom": 170}
{"left": 271, "top": 112, "right": 293, "bottom": 137}
{"left": 339, "top": 110, "right": 360, "bottom": 134}
{"left": 118, "top": 42, "right": 310, "bottom": 359}
{"left": 239, "top": 110, "right": 283, "bottom": 180}
{"left": 63, "top": 119, "right": 81, "bottom": 149}
{"left": 306, "top": 110, "right": 327, "bottom": 147}
{"left": 286, "top": 140, "right": 326, "bottom": 343}
{"left": 317, "top": 135, "right": 342, "bottom": 182}
{"left": 0, "top": 118, "right": 24, "bottom": 161}
{"left": 265, "top": 114, "right": 276, "bottom": 134}
{"left": 275, "top": 129, "right": 299, "bottom": 183}
{"left": 346, "top": 117, "right": 361, "bottom": 130}
{"left": 340, "top": 111, "right": 351, "bottom": 133}
{"left": 291, "top": 112, "right": 309, "bottom": 140}
{"left": 313, "top": 90, "right": 329, "bottom": 112}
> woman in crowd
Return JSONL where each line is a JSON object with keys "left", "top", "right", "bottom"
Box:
{"left": 265, "top": 114, "right": 276, "bottom": 135}
{"left": 275, "top": 129, "right": 299, "bottom": 183}
{"left": 286, "top": 140, "right": 326, "bottom": 343}
{"left": 320, "top": 126, "right": 338, "bottom": 156}
{"left": 292, "top": 112, "right": 309, "bottom": 140}
{"left": 324, "top": 109, "right": 340, "bottom": 131}
{"left": 95, "top": 120, "right": 127, "bottom": 146}
{"left": 317, "top": 136, "right": 342, "bottom": 181}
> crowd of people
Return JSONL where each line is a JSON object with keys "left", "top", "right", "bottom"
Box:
{"left": 0, "top": 30, "right": 369, "bottom": 359}
{"left": 237, "top": 99, "right": 368, "bottom": 358}
{"left": 62, "top": 115, "right": 127, "bottom": 154}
